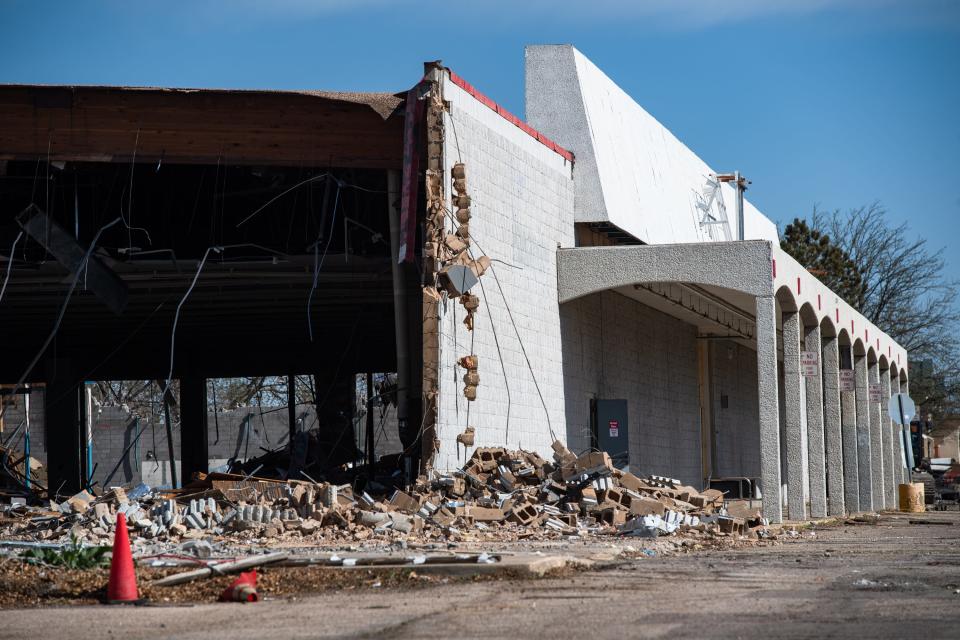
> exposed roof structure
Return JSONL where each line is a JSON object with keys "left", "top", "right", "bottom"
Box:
{"left": 0, "top": 84, "right": 406, "bottom": 168}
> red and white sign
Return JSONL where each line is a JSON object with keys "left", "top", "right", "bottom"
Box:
{"left": 800, "top": 351, "right": 819, "bottom": 378}
{"left": 608, "top": 420, "right": 619, "bottom": 438}
{"left": 869, "top": 383, "right": 884, "bottom": 403}
{"left": 839, "top": 370, "right": 855, "bottom": 392}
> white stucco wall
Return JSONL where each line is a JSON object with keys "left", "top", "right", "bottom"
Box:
{"left": 433, "top": 73, "right": 576, "bottom": 471}
{"left": 772, "top": 245, "right": 908, "bottom": 372}
{"left": 525, "top": 44, "right": 779, "bottom": 246}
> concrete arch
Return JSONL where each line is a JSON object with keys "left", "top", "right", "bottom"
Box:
{"left": 878, "top": 354, "right": 890, "bottom": 372}
{"left": 837, "top": 327, "right": 852, "bottom": 347}
{"left": 867, "top": 346, "right": 878, "bottom": 365}
{"left": 890, "top": 362, "right": 900, "bottom": 379}
{"left": 776, "top": 284, "right": 798, "bottom": 312}
{"left": 556, "top": 242, "right": 775, "bottom": 304}
{"left": 853, "top": 337, "right": 867, "bottom": 357}
{"left": 799, "top": 302, "right": 820, "bottom": 327}
{"left": 820, "top": 315, "right": 838, "bottom": 338}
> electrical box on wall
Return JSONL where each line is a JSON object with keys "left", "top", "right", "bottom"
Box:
{"left": 591, "top": 398, "right": 629, "bottom": 469}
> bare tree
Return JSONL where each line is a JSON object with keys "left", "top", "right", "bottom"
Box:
{"left": 793, "top": 203, "right": 960, "bottom": 420}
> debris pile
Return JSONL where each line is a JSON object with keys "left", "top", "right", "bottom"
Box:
{"left": 0, "top": 441, "right": 768, "bottom": 547}
{"left": 0, "top": 443, "right": 46, "bottom": 502}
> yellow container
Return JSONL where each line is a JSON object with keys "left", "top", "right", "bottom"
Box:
{"left": 898, "top": 483, "right": 925, "bottom": 513}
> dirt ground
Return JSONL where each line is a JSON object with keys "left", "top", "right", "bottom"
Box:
{"left": 2, "top": 510, "right": 958, "bottom": 639}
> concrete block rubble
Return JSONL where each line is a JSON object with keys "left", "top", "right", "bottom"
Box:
{"left": 0, "top": 440, "right": 769, "bottom": 547}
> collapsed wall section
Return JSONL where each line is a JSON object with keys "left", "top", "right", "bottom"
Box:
{"left": 431, "top": 72, "right": 575, "bottom": 472}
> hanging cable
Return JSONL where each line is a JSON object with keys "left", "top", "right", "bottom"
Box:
{"left": 162, "top": 246, "right": 218, "bottom": 396}
{"left": 441, "top": 205, "right": 555, "bottom": 442}
{"left": 306, "top": 183, "right": 341, "bottom": 342}
{"left": 474, "top": 271, "right": 512, "bottom": 444}
{"left": 121, "top": 129, "right": 153, "bottom": 248}
{"left": 0, "top": 217, "right": 122, "bottom": 423}
{"left": 0, "top": 231, "right": 24, "bottom": 307}
{"left": 487, "top": 260, "right": 556, "bottom": 442}
{"left": 236, "top": 173, "right": 331, "bottom": 228}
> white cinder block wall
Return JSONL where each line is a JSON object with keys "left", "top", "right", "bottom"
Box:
{"left": 433, "top": 75, "right": 575, "bottom": 472}
{"left": 560, "top": 291, "right": 702, "bottom": 486}
{"left": 709, "top": 340, "right": 761, "bottom": 479}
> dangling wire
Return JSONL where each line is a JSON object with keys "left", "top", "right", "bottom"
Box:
{"left": 0, "top": 216, "right": 123, "bottom": 423}
{"left": 306, "top": 183, "right": 341, "bottom": 342}
{"left": 0, "top": 231, "right": 24, "bottom": 307}
{"left": 162, "top": 246, "right": 217, "bottom": 396}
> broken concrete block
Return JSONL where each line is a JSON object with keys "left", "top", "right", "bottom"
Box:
{"left": 617, "top": 472, "right": 653, "bottom": 493}
{"left": 455, "top": 426, "right": 476, "bottom": 449}
{"left": 320, "top": 510, "right": 348, "bottom": 528}
{"left": 598, "top": 487, "right": 630, "bottom": 509}
{"left": 576, "top": 452, "right": 613, "bottom": 476}
{"left": 598, "top": 507, "right": 627, "bottom": 527}
{"left": 551, "top": 440, "right": 576, "bottom": 465}
{"left": 431, "top": 507, "right": 456, "bottom": 527}
{"left": 464, "top": 506, "right": 504, "bottom": 522}
{"left": 388, "top": 490, "right": 421, "bottom": 514}
{"left": 65, "top": 490, "right": 95, "bottom": 513}
{"left": 507, "top": 504, "right": 539, "bottom": 526}
{"left": 580, "top": 487, "right": 598, "bottom": 507}
{"left": 99, "top": 488, "right": 128, "bottom": 505}
{"left": 628, "top": 496, "right": 667, "bottom": 517}
{"left": 93, "top": 502, "right": 112, "bottom": 520}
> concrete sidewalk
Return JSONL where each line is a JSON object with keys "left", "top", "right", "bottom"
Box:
{"left": 2, "top": 511, "right": 958, "bottom": 639}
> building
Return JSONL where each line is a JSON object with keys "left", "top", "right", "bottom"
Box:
{"left": 0, "top": 45, "right": 908, "bottom": 523}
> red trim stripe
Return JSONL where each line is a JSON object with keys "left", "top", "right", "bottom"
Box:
{"left": 448, "top": 69, "right": 574, "bottom": 163}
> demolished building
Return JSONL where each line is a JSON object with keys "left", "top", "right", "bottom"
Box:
{"left": 0, "top": 45, "right": 909, "bottom": 524}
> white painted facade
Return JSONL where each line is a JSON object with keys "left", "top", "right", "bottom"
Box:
{"left": 525, "top": 45, "right": 778, "bottom": 246}
{"left": 430, "top": 46, "right": 908, "bottom": 523}
{"left": 433, "top": 75, "right": 575, "bottom": 471}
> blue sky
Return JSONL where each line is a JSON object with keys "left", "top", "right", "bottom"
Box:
{"left": 2, "top": 0, "right": 958, "bottom": 280}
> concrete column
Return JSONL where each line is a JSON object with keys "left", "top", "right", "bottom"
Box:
{"left": 868, "top": 360, "right": 885, "bottom": 509}
{"left": 180, "top": 375, "right": 209, "bottom": 481}
{"left": 840, "top": 357, "right": 860, "bottom": 512}
{"left": 890, "top": 375, "right": 904, "bottom": 487}
{"left": 854, "top": 353, "right": 873, "bottom": 511}
{"left": 804, "top": 324, "right": 827, "bottom": 518}
{"left": 755, "top": 295, "right": 782, "bottom": 524}
{"left": 821, "top": 335, "right": 845, "bottom": 516}
{"left": 44, "top": 358, "right": 84, "bottom": 498}
{"left": 782, "top": 310, "right": 806, "bottom": 520}
{"left": 880, "top": 370, "right": 896, "bottom": 508}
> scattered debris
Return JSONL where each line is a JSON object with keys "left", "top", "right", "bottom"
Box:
{"left": 0, "top": 442, "right": 771, "bottom": 557}
{"left": 152, "top": 552, "right": 289, "bottom": 587}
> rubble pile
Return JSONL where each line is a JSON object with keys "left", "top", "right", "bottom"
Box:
{"left": 0, "top": 441, "right": 768, "bottom": 547}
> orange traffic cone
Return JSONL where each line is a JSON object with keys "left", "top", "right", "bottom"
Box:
{"left": 219, "top": 570, "right": 259, "bottom": 602}
{"left": 106, "top": 512, "right": 139, "bottom": 603}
